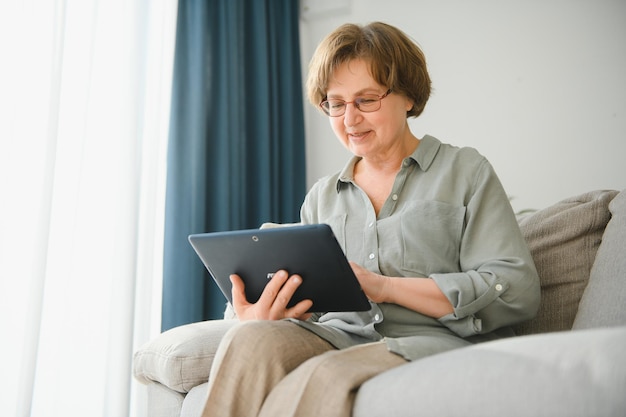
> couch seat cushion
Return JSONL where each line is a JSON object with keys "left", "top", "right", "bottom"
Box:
{"left": 354, "top": 326, "right": 626, "bottom": 417}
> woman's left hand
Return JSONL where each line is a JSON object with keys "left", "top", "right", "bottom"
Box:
{"left": 349, "top": 261, "right": 390, "bottom": 303}
{"left": 349, "top": 262, "right": 454, "bottom": 318}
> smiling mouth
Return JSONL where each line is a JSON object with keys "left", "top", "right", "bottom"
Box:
{"left": 348, "top": 131, "right": 369, "bottom": 139}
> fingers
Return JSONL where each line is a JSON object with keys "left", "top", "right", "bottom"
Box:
{"left": 348, "top": 261, "right": 367, "bottom": 288}
{"left": 232, "top": 270, "right": 312, "bottom": 321}
{"left": 257, "top": 270, "right": 290, "bottom": 311}
{"left": 261, "top": 270, "right": 313, "bottom": 320}
{"left": 285, "top": 299, "right": 313, "bottom": 321}
{"left": 230, "top": 274, "right": 245, "bottom": 299}
{"left": 230, "top": 274, "right": 251, "bottom": 316}
{"left": 348, "top": 262, "right": 390, "bottom": 303}
{"left": 267, "top": 272, "right": 305, "bottom": 315}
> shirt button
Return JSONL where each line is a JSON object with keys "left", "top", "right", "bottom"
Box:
{"left": 368, "top": 253, "right": 375, "bottom": 260}
{"left": 391, "top": 194, "right": 398, "bottom": 201}
{"left": 368, "top": 222, "right": 374, "bottom": 228}
{"left": 495, "top": 284, "right": 503, "bottom": 291}
{"left": 374, "top": 314, "right": 380, "bottom": 321}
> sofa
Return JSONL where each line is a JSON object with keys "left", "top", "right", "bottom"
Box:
{"left": 133, "top": 189, "right": 626, "bottom": 417}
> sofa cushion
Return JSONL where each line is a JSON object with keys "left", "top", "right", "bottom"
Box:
{"left": 513, "top": 190, "right": 618, "bottom": 335}
{"left": 133, "top": 319, "right": 238, "bottom": 393}
{"left": 573, "top": 189, "right": 626, "bottom": 329}
{"left": 354, "top": 326, "right": 626, "bottom": 417}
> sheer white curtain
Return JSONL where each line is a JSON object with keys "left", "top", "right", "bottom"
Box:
{"left": 0, "top": 1, "right": 177, "bottom": 416}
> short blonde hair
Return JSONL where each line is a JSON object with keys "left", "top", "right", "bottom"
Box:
{"left": 306, "top": 22, "right": 431, "bottom": 118}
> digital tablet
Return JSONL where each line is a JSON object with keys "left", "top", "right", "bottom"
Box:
{"left": 188, "top": 223, "right": 371, "bottom": 313}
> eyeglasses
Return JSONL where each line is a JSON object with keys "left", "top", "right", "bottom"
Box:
{"left": 319, "top": 89, "right": 392, "bottom": 117}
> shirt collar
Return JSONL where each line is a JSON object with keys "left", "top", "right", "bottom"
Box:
{"left": 335, "top": 135, "right": 442, "bottom": 192}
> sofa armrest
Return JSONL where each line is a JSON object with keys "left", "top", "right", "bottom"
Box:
{"left": 145, "top": 381, "right": 185, "bottom": 417}
{"left": 133, "top": 319, "right": 239, "bottom": 393}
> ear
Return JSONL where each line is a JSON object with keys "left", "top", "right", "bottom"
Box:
{"left": 405, "top": 97, "right": 414, "bottom": 112}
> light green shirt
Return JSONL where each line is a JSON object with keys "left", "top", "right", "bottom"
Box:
{"left": 296, "top": 135, "right": 541, "bottom": 360}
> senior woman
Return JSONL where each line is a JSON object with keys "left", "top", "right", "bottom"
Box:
{"left": 201, "top": 21, "right": 540, "bottom": 417}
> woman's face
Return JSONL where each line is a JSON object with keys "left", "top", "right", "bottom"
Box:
{"left": 325, "top": 59, "right": 414, "bottom": 161}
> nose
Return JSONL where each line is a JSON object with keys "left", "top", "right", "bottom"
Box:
{"left": 343, "top": 102, "right": 362, "bottom": 127}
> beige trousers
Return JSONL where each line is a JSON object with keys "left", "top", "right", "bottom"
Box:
{"left": 201, "top": 320, "right": 406, "bottom": 417}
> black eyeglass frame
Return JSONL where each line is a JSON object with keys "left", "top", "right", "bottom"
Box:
{"left": 319, "top": 89, "right": 393, "bottom": 117}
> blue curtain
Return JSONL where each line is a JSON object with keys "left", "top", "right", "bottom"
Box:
{"left": 161, "top": 0, "right": 306, "bottom": 331}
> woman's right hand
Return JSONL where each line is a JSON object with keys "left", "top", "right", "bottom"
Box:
{"left": 230, "top": 270, "right": 313, "bottom": 321}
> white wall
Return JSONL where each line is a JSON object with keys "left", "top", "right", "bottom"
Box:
{"left": 299, "top": 0, "right": 626, "bottom": 212}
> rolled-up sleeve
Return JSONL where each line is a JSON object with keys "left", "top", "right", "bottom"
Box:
{"left": 431, "top": 159, "right": 540, "bottom": 337}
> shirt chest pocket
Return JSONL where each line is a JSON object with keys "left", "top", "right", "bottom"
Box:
{"left": 379, "top": 200, "right": 466, "bottom": 276}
